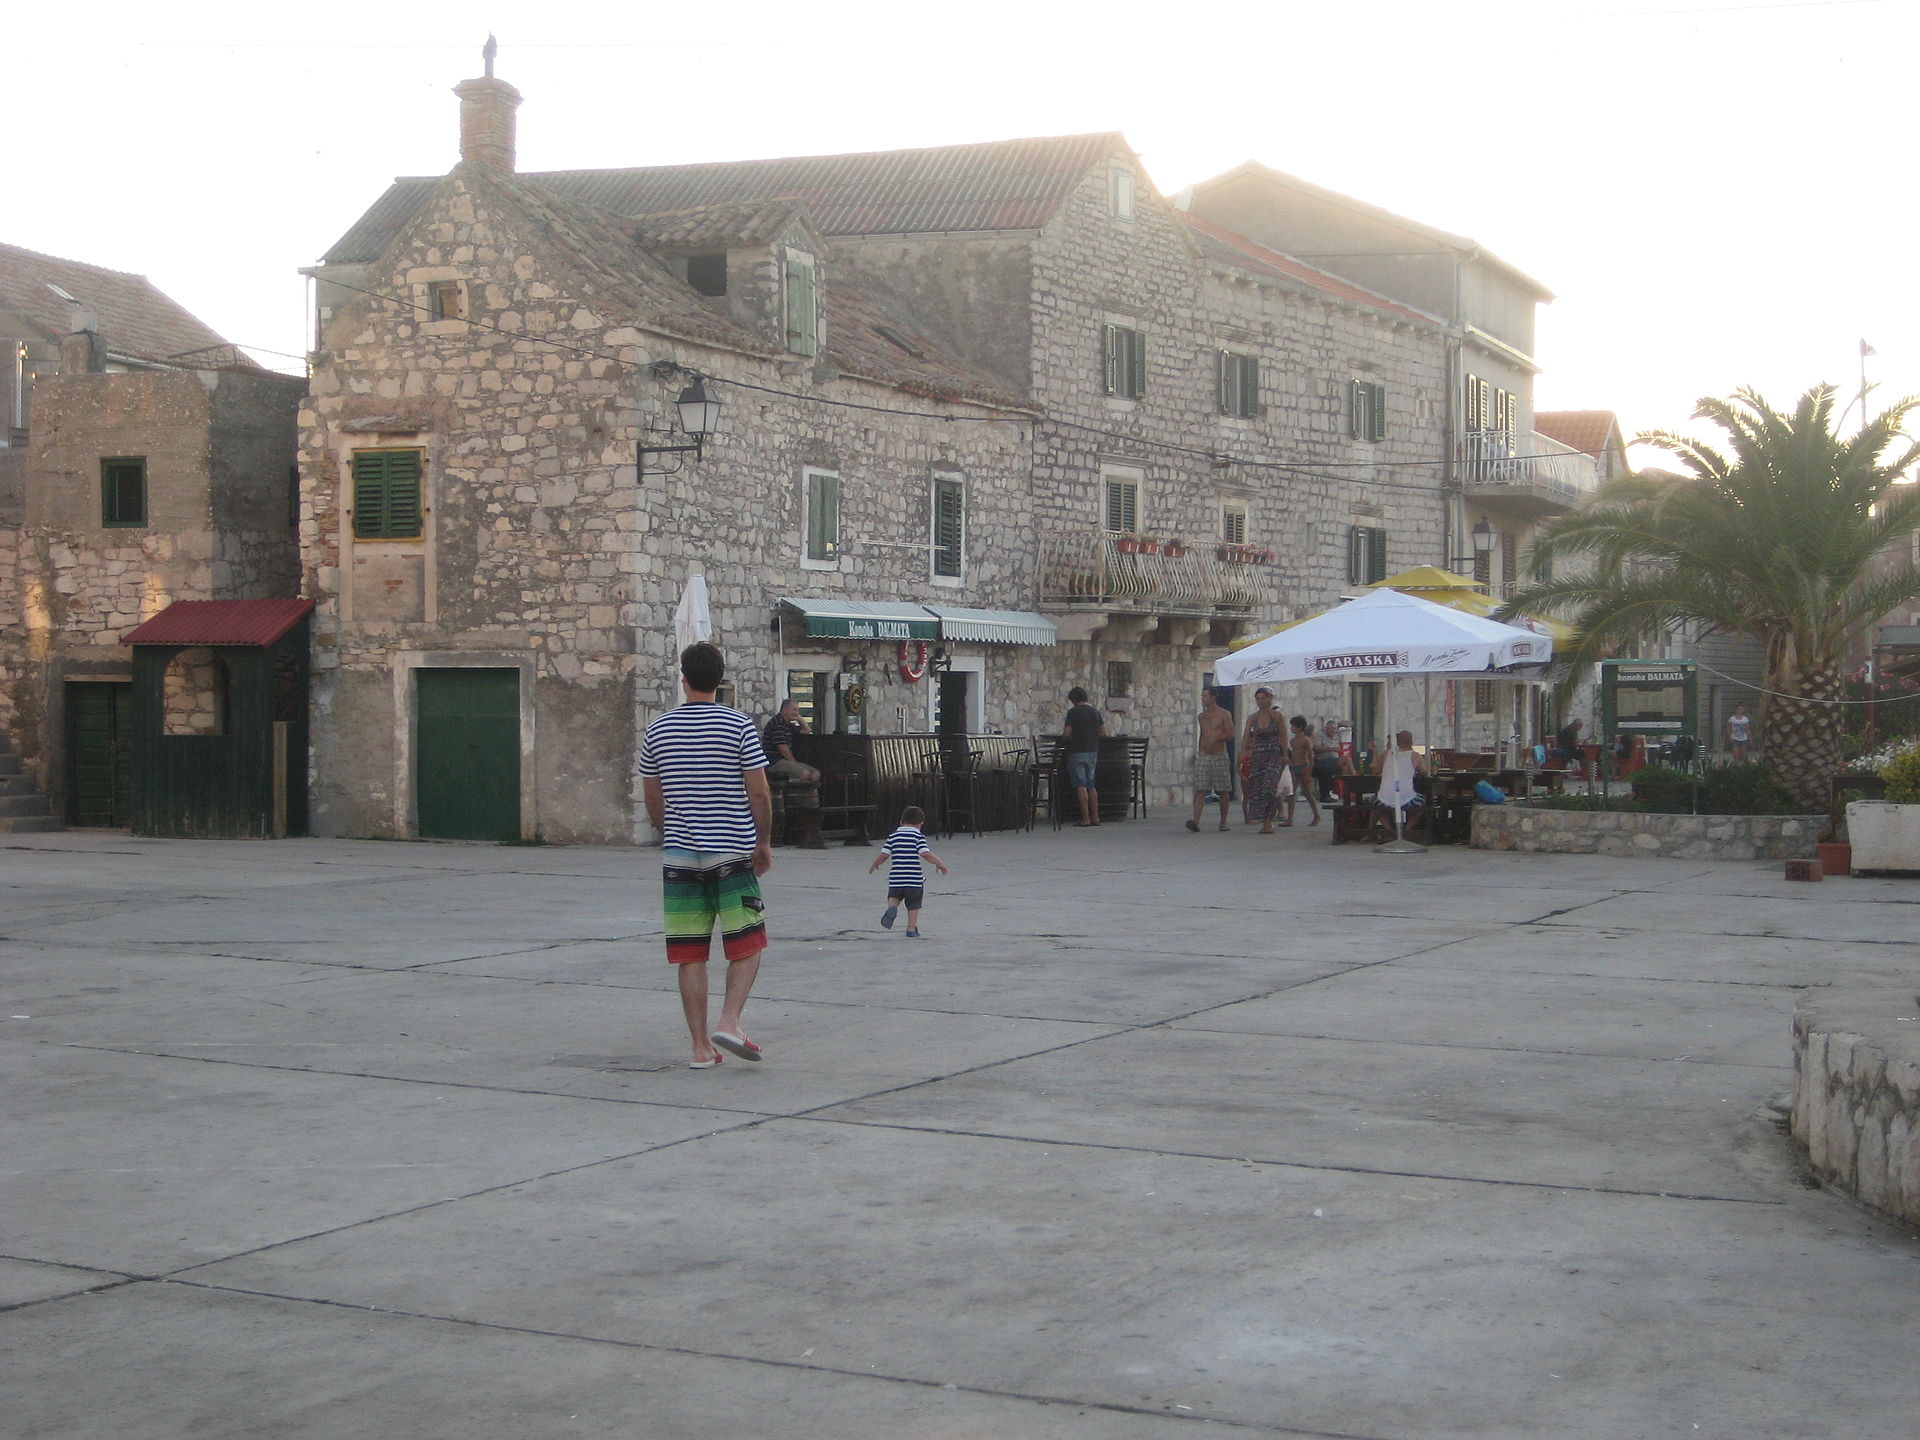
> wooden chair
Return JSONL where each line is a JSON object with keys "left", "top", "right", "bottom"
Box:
{"left": 1029, "top": 736, "right": 1063, "bottom": 831}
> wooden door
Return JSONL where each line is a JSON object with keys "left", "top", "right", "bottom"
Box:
{"left": 415, "top": 668, "right": 520, "bottom": 841}
{"left": 67, "top": 682, "right": 132, "bottom": 827}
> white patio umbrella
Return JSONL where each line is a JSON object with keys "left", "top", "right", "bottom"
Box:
{"left": 672, "top": 571, "right": 712, "bottom": 652}
{"left": 1214, "top": 588, "right": 1552, "bottom": 854}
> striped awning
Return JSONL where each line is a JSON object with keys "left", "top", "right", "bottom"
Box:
{"left": 922, "top": 605, "right": 1058, "bottom": 646}
{"left": 778, "top": 597, "right": 939, "bottom": 640}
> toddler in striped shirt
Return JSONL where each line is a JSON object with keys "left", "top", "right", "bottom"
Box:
{"left": 868, "top": 805, "right": 948, "bottom": 938}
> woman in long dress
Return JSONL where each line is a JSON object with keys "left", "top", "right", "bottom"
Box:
{"left": 1242, "top": 688, "right": 1288, "bottom": 834}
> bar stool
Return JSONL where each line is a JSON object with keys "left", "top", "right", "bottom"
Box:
{"left": 1125, "top": 737, "right": 1150, "bottom": 818}
{"left": 1029, "top": 737, "right": 1063, "bottom": 830}
{"left": 942, "top": 749, "right": 986, "bottom": 838}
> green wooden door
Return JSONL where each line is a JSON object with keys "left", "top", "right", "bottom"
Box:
{"left": 416, "top": 668, "right": 520, "bottom": 841}
{"left": 67, "top": 682, "right": 133, "bottom": 826}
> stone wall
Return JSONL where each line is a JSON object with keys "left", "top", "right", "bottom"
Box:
{"left": 1472, "top": 802, "right": 1820, "bottom": 860}
{"left": 1792, "top": 988, "right": 1920, "bottom": 1228}
{"left": 0, "top": 365, "right": 302, "bottom": 798}
{"left": 302, "top": 166, "right": 1035, "bottom": 844}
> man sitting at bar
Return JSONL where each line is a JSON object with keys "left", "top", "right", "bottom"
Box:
{"left": 762, "top": 700, "right": 821, "bottom": 786}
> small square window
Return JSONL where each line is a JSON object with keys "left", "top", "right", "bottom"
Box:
{"left": 1106, "top": 660, "right": 1133, "bottom": 699}
{"left": 686, "top": 253, "right": 728, "bottom": 297}
{"left": 427, "top": 282, "right": 465, "bottom": 322}
{"left": 101, "top": 458, "right": 147, "bottom": 528}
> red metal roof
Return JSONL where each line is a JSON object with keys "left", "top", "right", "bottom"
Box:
{"left": 123, "top": 599, "right": 314, "bottom": 647}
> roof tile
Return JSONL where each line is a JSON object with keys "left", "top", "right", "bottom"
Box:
{"left": 0, "top": 241, "right": 246, "bottom": 365}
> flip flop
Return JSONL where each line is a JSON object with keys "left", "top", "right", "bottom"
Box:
{"left": 688, "top": 1052, "right": 724, "bottom": 1069}
{"left": 712, "top": 1032, "right": 762, "bottom": 1062}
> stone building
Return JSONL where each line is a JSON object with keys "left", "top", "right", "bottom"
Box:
{"left": 0, "top": 242, "right": 303, "bottom": 830}
{"left": 309, "top": 65, "right": 1561, "bottom": 841}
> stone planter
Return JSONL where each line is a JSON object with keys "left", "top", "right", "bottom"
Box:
{"left": 1472, "top": 803, "right": 1820, "bottom": 861}
{"left": 1845, "top": 800, "right": 1920, "bottom": 874}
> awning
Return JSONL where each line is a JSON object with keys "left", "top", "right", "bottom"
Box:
{"left": 779, "top": 597, "right": 938, "bottom": 641}
{"left": 921, "top": 606, "right": 1058, "bottom": 646}
{"left": 123, "top": 598, "right": 315, "bottom": 647}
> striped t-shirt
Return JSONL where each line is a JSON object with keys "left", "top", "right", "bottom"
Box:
{"left": 883, "top": 826, "right": 931, "bottom": 889}
{"left": 639, "top": 702, "right": 766, "bottom": 854}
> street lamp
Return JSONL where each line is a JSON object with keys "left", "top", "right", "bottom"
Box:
{"left": 638, "top": 376, "right": 722, "bottom": 475}
{"left": 1450, "top": 518, "right": 1497, "bottom": 572}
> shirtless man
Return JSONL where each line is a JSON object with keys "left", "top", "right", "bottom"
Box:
{"left": 1186, "top": 687, "right": 1237, "bottom": 832}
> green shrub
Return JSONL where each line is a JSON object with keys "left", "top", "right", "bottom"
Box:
{"left": 1630, "top": 764, "right": 1696, "bottom": 812}
{"left": 1627, "top": 762, "right": 1816, "bottom": 815}
{"left": 1879, "top": 745, "right": 1920, "bottom": 804}
{"left": 1533, "top": 793, "right": 1638, "bottom": 811}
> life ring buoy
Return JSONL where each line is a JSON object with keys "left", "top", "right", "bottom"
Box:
{"left": 898, "top": 640, "right": 929, "bottom": 683}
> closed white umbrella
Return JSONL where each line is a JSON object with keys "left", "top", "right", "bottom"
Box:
{"left": 673, "top": 571, "right": 712, "bottom": 652}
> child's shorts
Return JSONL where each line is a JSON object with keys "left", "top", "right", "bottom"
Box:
{"left": 887, "top": 886, "right": 925, "bottom": 910}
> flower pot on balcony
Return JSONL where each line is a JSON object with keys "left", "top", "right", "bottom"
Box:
{"left": 1140, "top": 540, "right": 1162, "bottom": 555}
{"left": 1116, "top": 538, "right": 1138, "bottom": 554}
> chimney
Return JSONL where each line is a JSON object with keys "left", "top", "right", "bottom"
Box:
{"left": 454, "top": 75, "right": 522, "bottom": 174}
{"left": 59, "top": 327, "right": 106, "bottom": 374}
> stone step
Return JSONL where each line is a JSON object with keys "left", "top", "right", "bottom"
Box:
{"left": 0, "top": 774, "right": 35, "bottom": 797}
{"left": 0, "top": 754, "right": 20, "bottom": 777}
{"left": 0, "top": 794, "right": 51, "bottom": 818}
{"left": 0, "top": 814, "right": 63, "bottom": 834}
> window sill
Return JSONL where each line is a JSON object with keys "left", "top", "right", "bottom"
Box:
{"left": 930, "top": 573, "right": 965, "bottom": 589}
{"left": 799, "top": 555, "right": 839, "bottom": 572}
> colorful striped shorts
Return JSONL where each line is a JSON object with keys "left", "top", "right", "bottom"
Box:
{"left": 661, "top": 849, "right": 767, "bottom": 965}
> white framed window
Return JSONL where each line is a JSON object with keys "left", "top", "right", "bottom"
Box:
{"left": 1111, "top": 167, "right": 1136, "bottom": 221}
{"left": 931, "top": 473, "right": 965, "bottom": 584}
{"left": 1102, "top": 469, "right": 1142, "bottom": 533}
{"left": 1221, "top": 504, "right": 1248, "bottom": 546}
{"left": 801, "top": 467, "right": 839, "bottom": 568}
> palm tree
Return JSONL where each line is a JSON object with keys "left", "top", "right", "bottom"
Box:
{"left": 1501, "top": 385, "right": 1920, "bottom": 806}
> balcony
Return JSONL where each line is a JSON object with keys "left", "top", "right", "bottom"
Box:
{"left": 1458, "top": 431, "right": 1596, "bottom": 517}
{"left": 1035, "top": 530, "right": 1269, "bottom": 644}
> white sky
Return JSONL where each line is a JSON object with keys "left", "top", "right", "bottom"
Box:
{"left": 14, "top": 0, "right": 1916, "bottom": 452}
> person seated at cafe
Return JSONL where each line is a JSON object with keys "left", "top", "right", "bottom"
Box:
{"left": 1553, "top": 718, "right": 1588, "bottom": 778}
{"left": 762, "top": 699, "right": 821, "bottom": 785}
{"left": 1370, "top": 730, "right": 1429, "bottom": 803}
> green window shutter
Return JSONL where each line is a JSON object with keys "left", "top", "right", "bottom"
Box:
{"left": 1369, "top": 383, "right": 1388, "bottom": 441}
{"left": 786, "top": 259, "right": 817, "bottom": 355}
{"left": 1368, "top": 528, "right": 1389, "bottom": 583}
{"left": 1244, "top": 356, "right": 1260, "bottom": 417}
{"left": 1128, "top": 329, "right": 1147, "bottom": 398}
{"left": 1105, "top": 479, "right": 1136, "bottom": 533}
{"left": 353, "top": 450, "right": 422, "bottom": 540}
{"left": 933, "top": 478, "right": 964, "bottom": 577}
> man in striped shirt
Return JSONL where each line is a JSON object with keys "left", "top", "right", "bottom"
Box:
{"left": 639, "top": 643, "right": 773, "bottom": 1069}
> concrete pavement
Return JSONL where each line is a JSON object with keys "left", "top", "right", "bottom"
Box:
{"left": 2, "top": 818, "right": 1917, "bottom": 1439}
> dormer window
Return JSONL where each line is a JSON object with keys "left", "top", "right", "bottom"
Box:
{"left": 686, "top": 253, "right": 728, "bottom": 297}
{"left": 427, "top": 281, "right": 465, "bottom": 321}
{"left": 784, "top": 253, "right": 818, "bottom": 356}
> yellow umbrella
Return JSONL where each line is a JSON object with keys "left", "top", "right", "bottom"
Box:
{"left": 1369, "top": 569, "right": 1575, "bottom": 645}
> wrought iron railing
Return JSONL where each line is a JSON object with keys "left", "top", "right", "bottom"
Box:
{"left": 1035, "top": 530, "right": 1266, "bottom": 611}
{"left": 1458, "top": 431, "right": 1595, "bottom": 498}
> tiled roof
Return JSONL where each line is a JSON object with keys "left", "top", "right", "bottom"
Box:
{"left": 124, "top": 598, "right": 314, "bottom": 647}
{"left": 821, "top": 282, "right": 1032, "bottom": 412}
{"left": 1179, "top": 214, "right": 1440, "bottom": 326}
{"left": 1533, "top": 411, "right": 1621, "bottom": 456}
{"left": 0, "top": 241, "right": 243, "bottom": 365}
{"left": 321, "top": 133, "right": 1123, "bottom": 264}
{"left": 1187, "top": 162, "right": 1554, "bottom": 301}
{"left": 633, "top": 198, "right": 815, "bottom": 250}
